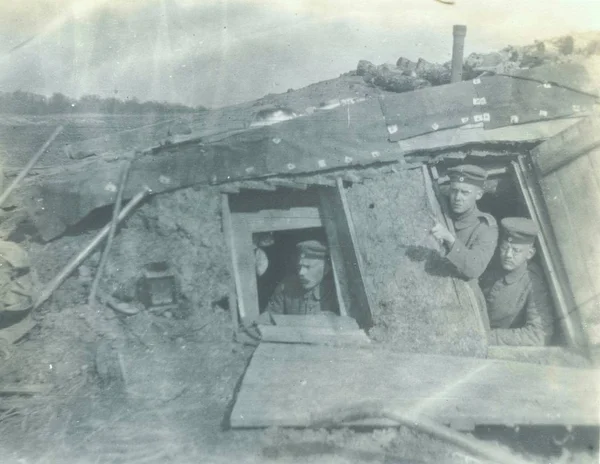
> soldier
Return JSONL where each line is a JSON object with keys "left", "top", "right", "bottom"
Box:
{"left": 430, "top": 164, "right": 498, "bottom": 280}
{"left": 0, "top": 240, "right": 34, "bottom": 329}
{"left": 479, "top": 217, "right": 554, "bottom": 346}
{"left": 264, "top": 240, "right": 339, "bottom": 316}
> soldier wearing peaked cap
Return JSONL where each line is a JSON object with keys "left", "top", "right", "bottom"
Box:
{"left": 263, "top": 240, "right": 339, "bottom": 317}
{"left": 430, "top": 164, "right": 498, "bottom": 280}
{"left": 479, "top": 217, "right": 554, "bottom": 346}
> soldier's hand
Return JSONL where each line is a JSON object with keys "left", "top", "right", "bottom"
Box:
{"left": 431, "top": 223, "right": 456, "bottom": 246}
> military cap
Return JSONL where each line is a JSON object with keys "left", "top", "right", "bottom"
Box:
{"left": 500, "top": 217, "right": 539, "bottom": 245}
{"left": 447, "top": 164, "right": 487, "bottom": 188}
{"left": 296, "top": 240, "right": 328, "bottom": 260}
{"left": 0, "top": 240, "right": 30, "bottom": 269}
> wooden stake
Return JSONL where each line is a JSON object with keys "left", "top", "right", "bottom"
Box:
{"left": 0, "top": 125, "right": 63, "bottom": 208}
{"left": 87, "top": 159, "right": 133, "bottom": 305}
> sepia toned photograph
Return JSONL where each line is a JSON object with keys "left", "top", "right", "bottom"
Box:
{"left": 0, "top": 1, "right": 599, "bottom": 462}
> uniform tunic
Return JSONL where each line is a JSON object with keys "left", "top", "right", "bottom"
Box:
{"left": 265, "top": 274, "right": 339, "bottom": 316}
{"left": 480, "top": 262, "right": 554, "bottom": 346}
{"left": 444, "top": 206, "right": 498, "bottom": 280}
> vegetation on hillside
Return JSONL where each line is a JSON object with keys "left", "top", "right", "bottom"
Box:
{"left": 0, "top": 90, "right": 207, "bottom": 115}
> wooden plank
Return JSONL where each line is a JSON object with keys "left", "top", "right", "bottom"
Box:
{"left": 330, "top": 261, "right": 349, "bottom": 317}
{"left": 553, "top": 154, "right": 600, "bottom": 343}
{"left": 396, "top": 118, "right": 582, "bottom": 156}
{"left": 532, "top": 116, "right": 600, "bottom": 175}
{"left": 218, "top": 184, "right": 240, "bottom": 194}
{"left": 237, "top": 207, "right": 322, "bottom": 233}
{"left": 222, "top": 194, "right": 240, "bottom": 332}
{"left": 319, "top": 180, "right": 374, "bottom": 329}
{"left": 265, "top": 178, "right": 308, "bottom": 190}
{"left": 257, "top": 325, "right": 370, "bottom": 346}
{"left": 271, "top": 314, "right": 359, "bottom": 331}
{"left": 230, "top": 343, "right": 600, "bottom": 428}
{"left": 540, "top": 173, "right": 595, "bottom": 311}
{"left": 487, "top": 346, "right": 591, "bottom": 368}
{"left": 512, "top": 159, "right": 585, "bottom": 348}
{"left": 231, "top": 215, "right": 260, "bottom": 323}
{"left": 236, "top": 180, "right": 277, "bottom": 191}
{"left": 0, "top": 384, "right": 50, "bottom": 396}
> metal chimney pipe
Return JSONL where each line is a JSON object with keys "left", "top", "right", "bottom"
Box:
{"left": 451, "top": 25, "right": 467, "bottom": 83}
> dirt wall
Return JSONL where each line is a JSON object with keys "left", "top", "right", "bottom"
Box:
{"left": 100, "top": 186, "right": 230, "bottom": 315}
{"left": 345, "top": 167, "right": 488, "bottom": 357}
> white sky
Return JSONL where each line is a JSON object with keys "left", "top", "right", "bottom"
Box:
{"left": 1, "top": 0, "right": 599, "bottom": 107}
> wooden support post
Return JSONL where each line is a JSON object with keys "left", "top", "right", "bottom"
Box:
{"left": 88, "top": 159, "right": 133, "bottom": 305}
{"left": 318, "top": 179, "right": 374, "bottom": 329}
{"left": 221, "top": 194, "right": 240, "bottom": 333}
{"left": 511, "top": 159, "right": 584, "bottom": 348}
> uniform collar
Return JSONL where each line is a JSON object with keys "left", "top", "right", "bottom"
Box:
{"left": 452, "top": 206, "right": 480, "bottom": 231}
{"left": 503, "top": 263, "right": 528, "bottom": 285}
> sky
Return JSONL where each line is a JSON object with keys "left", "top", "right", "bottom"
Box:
{"left": 0, "top": 0, "right": 599, "bottom": 108}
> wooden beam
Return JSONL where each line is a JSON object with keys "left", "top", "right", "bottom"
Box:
{"left": 231, "top": 215, "right": 260, "bottom": 324}
{"left": 237, "top": 207, "right": 322, "bottom": 233}
{"left": 236, "top": 180, "right": 277, "bottom": 191}
{"left": 257, "top": 325, "right": 371, "bottom": 346}
{"left": 318, "top": 180, "right": 374, "bottom": 329}
{"left": 271, "top": 314, "right": 359, "bottom": 331}
{"left": 0, "top": 384, "right": 50, "bottom": 396}
{"left": 218, "top": 184, "right": 240, "bottom": 194}
{"left": 531, "top": 116, "right": 600, "bottom": 175}
{"left": 265, "top": 178, "right": 308, "bottom": 190}
{"left": 221, "top": 194, "right": 240, "bottom": 332}
{"left": 511, "top": 158, "right": 586, "bottom": 349}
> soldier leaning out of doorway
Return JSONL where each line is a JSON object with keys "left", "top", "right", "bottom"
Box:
{"left": 263, "top": 240, "right": 339, "bottom": 317}
{"left": 0, "top": 240, "right": 34, "bottom": 329}
{"left": 430, "top": 164, "right": 498, "bottom": 280}
{"left": 479, "top": 217, "right": 554, "bottom": 346}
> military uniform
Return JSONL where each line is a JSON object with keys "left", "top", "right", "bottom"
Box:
{"left": 441, "top": 165, "right": 498, "bottom": 280}
{"left": 480, "top": 217, "right": 554, "bottom": 346}
{"left": 445, "top": 207, "right": 498, "bottom": 280}
{"left": 265, "top": 274, "right": 339, "bottom": 316}
{"left": 263, "top": 239, "right": 339, "bottom": 317}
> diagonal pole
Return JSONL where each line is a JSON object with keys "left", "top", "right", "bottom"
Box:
{"left": 0, "top": 125, "right": 63, "bottom": 208}
{"left": 34, "top": 187, "right": 151, "bottom": 310}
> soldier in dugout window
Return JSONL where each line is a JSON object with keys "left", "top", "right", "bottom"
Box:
{"left": 430, "top": 164, "right": 498, "bottom": 280}
{"left": 262, "top": 240, "right": 339, "bottom": 318}
{"left": 479, "top": 217, "right": 554, "bottom": 346}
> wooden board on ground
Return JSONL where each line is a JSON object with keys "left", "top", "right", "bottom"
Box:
{"left": 230, "top": 343, "right": 600, "bottom": 429}
{"left": 271, "top": 314, "right": 359, "bottom": 330}
{"left": 258, "top": 325, "right": 371, "bottom": 346}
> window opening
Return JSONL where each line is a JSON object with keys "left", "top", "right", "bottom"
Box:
{"left": 223, "top": 186, "right": 371, "bottom": 328}
{"left": 432, "top": 158, "right": 565, "bottom": 346}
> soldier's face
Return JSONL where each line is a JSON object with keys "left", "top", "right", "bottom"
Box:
{"left": 499, "top": 241, "right": 535, "bottom": 271}
{"left": 448, "top": 182, "right": 483, "bottom": 215}
{"left": 297, "top": 257, "right": 326, "bottom": 290}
